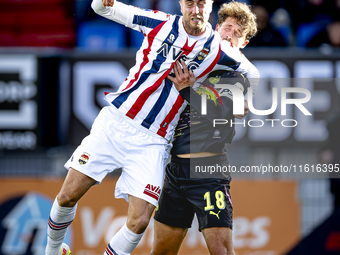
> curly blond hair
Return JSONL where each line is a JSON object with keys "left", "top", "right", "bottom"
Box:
{"left": 217, "top": 1, "right": 257, "bottom": 41}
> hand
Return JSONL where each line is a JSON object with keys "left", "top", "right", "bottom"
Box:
{"left": 234, "top": 100, "right": 248, "bottom": 119}
{"left": 167, "top": 60, "right": 196, "bottom": 92}
{"left": 102, "top": 0, "right": 114, "bottom": 7}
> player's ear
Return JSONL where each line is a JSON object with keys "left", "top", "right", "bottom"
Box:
{"left": 240, "top": 40, "right": 249, "bottom": 49}
{"left": 179, "top": 0, "right": 183, "bottom": 13}
{"left": 215, "top": 24, "right": 220, "bottom": 31}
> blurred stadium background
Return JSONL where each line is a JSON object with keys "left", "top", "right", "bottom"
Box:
{"left": 0, "top": 0, "right": 339, "bottom": 254}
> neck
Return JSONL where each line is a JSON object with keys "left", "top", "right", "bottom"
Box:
{"left": 183, "top": 23, "right": 207, "bottom": 36}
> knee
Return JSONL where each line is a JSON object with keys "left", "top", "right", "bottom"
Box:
{"left": 227, "top": 250, "right": 235, "bottom": 255}
{"left": 57, "top": 193, "right": 78, "bottom": 207}
{"left": 126, "top": 215, "right": 150, "bottom": 234}
{"left": 150, "top": 250, "right": 161, "bottom": 255}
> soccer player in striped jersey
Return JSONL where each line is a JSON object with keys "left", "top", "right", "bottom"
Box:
{"left": 152, "top": 2, "right": 258, "bottom": 255}
{"left": 45, "top": 1, "right": 258, "bottom": 255}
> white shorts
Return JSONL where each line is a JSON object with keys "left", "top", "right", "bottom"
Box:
{"left": 65, "top": 106, "right": 172, "bottom": 206}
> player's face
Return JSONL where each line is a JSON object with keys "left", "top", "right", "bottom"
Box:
{"left": 216, "top": 17, "right": 249, "bottom": 49}
{"left": 180, "top": 0, "right": 213, "bottom": 36}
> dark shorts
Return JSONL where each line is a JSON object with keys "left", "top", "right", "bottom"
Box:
{"left": 154, "top": 155, "right": 233, "bottom": 231}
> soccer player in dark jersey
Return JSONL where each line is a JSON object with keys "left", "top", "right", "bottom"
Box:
{"left": 151, "top": 2, "right": 258, "bottom": 254}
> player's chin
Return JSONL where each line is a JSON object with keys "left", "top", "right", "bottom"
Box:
{"left": 191, "top": 23, "right": 205, "bottom": 32}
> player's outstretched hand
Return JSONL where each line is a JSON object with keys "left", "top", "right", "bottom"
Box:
{"left": 234, "top": 100, "right": 248, "bottom": 119}
{"left": 167, "top": 60, "right": 196, "bottom": 92}
{"left": 102, "top": 0, "right": 114, "bottom": 7}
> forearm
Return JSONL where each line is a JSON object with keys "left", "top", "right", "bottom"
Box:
{"left": 91, "top": 0, "right": 131, "bottom": 25}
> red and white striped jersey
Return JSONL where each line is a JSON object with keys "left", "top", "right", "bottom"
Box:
{"left": 92, "top": 0, "right": 259, "bottom": 141}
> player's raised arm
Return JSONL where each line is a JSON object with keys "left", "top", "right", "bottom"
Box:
{"left": 91, "top": 0, "right": 170, "bottom": 35}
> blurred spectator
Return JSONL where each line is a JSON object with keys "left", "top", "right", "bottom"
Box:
{"left": 307, "top": 21, "right": 340, "bottom": 48}
{"left": 285, "top": 0, "right": 337, "bottom": 31}
{"left": 250, "top": 0, "right": 281, "bottom": 14}
{"left": 156, "top": 0, "right": 181, "bottom": 15}
{"left": 209, "top": 0, "right": 251, "bottom": 27}
{"left": 131, "top": 0, "right": 155, "bottom": 9}
{"left": 271, "top": 7, "right": 293, "bottom": 45}
{"left": 75, "top": 0, "right": 97, "bottom": 23}
{"left": 73, "top": 0, "right": 339, "bottom": 49}
{"left": 247, "top": 6, "right": 288, "bottom": 47}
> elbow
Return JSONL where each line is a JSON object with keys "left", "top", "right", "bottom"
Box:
{"left": 255, "top": 70, "right": 260, "bottom": 79}
{"left": 91, "top": 0, "right": 104, "bottom": 14}
{"left": 253, "top": 68, "right": 260, "bottom": 79}
{"left": 91, "top": 1, "right": 98, "bottom": 13}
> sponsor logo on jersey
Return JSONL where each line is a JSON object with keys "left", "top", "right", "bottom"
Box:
{"left": 143, "top": 184, "right": 161, "bottom": 200}
{"left": 219, "top": 88, "right": 233, "bottom": 100}
{"left": 213, "top": 129, "right": 221, "bottom": 138}
{"left": 79, "top": 152, "right": 90, "bottom": 165}
{"left": 168, "top": 34, "right": 175, "bottom": 43}
{"left": 209, "top": 210, "right": 221, "bottom": 219}
{"left": 157, "top": 43, "right": 184, "bottom": 60}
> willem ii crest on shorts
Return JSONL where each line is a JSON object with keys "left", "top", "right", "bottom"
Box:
{"left": 94, "top": 1, "right": 258, "bottom": 140}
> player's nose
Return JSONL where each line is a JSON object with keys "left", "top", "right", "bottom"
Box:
{"left": 192, "top": 5, "right": 199, "bottom": 14}
{"left": 225, "top": 29, "right": 234, "bottom": 38}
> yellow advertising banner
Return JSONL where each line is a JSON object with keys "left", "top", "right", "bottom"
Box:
{"left": 0, "top": 178, "right": 299, "bottom": 255}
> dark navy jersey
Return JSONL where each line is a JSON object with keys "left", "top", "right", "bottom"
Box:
{"left": 172, "top": 70, "right": 250, "bottom": 155}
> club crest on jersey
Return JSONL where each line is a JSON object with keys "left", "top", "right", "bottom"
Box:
{"left": 79, "top": 152, "right": 90, "bottom": 165}
{"left": 209, "top": 76, "right": 220, "bottom": 85}
{"left": 143, "top": 184, "right": 161, "bottom": 200}
{"left": 197, "top": 48, "right": 210, "bottom": 61}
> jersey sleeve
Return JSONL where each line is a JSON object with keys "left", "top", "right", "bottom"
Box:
{"left": 91, "top": 0, "right": 170, "bottom": 35}
{"left": 221, "top": 41, "right": 260, "bottom": 97}
{"left": 236, "top": 53, "right": 259, "bottom": 98}
{"left": 198, "top": 40, "right": 260, "bottom": 97}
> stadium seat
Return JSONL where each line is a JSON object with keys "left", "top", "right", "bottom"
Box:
{"left": 0, "top": 0, "right": 75, "bottom": 47}
{"left": 21, "top": 10, "right": 74, "bottom": 26}
{"left": 0, "top": 32, "right": 18, "bottom": 46}
{"left": 77, "top": 20, "right": 127, "bottom": 51}
{"left": 19, "top": 32, "right": 75, "bottom": 47}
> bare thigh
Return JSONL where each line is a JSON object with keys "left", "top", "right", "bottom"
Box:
{"left": 58, "top": 167, "right": 97, "bottom": 207}
{"left": 202, "top": 227, "right": 234, "bottom": 255}
{"left": 151, "top": 220, "right": 188, "bottom": 255}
